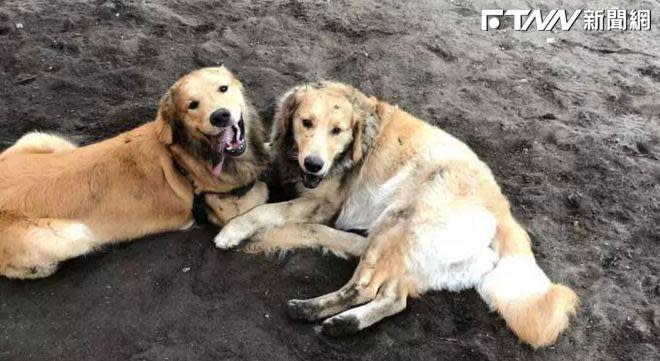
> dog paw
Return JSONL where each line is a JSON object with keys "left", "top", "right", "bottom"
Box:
{"left": 287, "top": 299, "right": 318, "bottom": 321}
{"left": 321, "top": 315, "right": 361, "bottom": 337}
{"left": 213, "top": 221, "right": 249, "bottom": 249}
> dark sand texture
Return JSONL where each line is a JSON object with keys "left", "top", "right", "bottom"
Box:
{"left": 0, "top": 1, "right": 659, "bottom": 360}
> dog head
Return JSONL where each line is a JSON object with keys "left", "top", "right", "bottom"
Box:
{"left": 159, "top": 66, "right": 250, "bottom": 177}
{"left": 272, "top": 82, "right": 376, "bottom": 188}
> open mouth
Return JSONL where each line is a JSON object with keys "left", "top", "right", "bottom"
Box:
{"left": 302, "top": 172, "right": 323, "bottom": 189}
{"left": 210, "top": 117, "right": 246, "bottom": 177}
{"left": 217, "top": 117, "right": 246, "bottom": 157}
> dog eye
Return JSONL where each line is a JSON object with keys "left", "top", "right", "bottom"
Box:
{"left": 188, "top": 100, "right": 199, "bottom": 110}
{"left": 331, "top": 127, "right": 342, "bottom": 135}
{"left": 302, "top": 119, "right": 313, "bottom": 128}
{"left": 219, "top": 85, "right": 228, "bottom": 93}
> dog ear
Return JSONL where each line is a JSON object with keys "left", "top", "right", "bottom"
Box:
{"left": 349, "top": 90, "right": 376, "bottom": 163}
{"left": 155, "top": 87, "right": 178, "bottom": 144}
{"left": 352, "top": 116, "right": 363, "bottom": 162}
{"left": 273, "top": 87, "right": 300, "bottom": 143}
{"left": 158, "top": 88, "right": 177, "bottom": 126}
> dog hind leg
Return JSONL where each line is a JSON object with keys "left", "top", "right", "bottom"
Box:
{"left": 287, "top": 272, "right": 379, "bottom": 322}
{"left": 320, "top": 280, "right": 408, "bottom": 336}
{"left": 0, "top": 214, "right": 95, "bottom": 279}
{"left": 287, "top": 216, "right": 409, "bottom": 323}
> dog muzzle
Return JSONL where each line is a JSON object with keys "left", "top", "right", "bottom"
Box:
{"left": 302, "top": 172, "right": 323, "bottom": 189}
{"left": 210, "top": 116, "right": 246, "bottom": 177}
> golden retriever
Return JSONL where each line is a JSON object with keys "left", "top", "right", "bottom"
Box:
{"left": 214, "top": 81, "right": 578, "bottom": 348}
{"left": 0, "top": 66, "right": 268, "bottom": 279}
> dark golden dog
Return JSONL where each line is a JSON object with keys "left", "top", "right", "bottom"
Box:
{"left": 214, "top": 82, "right": 577, "bottom": 348}
{"left": 0, "top": 66, "right": 268, "bottom": 279}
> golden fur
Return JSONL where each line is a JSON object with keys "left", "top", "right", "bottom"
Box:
{"left": 0, "top": 67, "right": 268, "bottom": 279}
{"left": 214, "top": 81, "right": 577, "bottom": 348}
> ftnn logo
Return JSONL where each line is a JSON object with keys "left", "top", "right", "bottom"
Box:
{"left": 482, "top": 10, "right": 582, "bottom": 31}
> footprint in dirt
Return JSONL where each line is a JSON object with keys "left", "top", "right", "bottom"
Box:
{"left": 638, "top": 65, "right": 660, "bottom": 83}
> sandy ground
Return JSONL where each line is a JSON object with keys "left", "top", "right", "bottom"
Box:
{"left": 0, "top": 1, "right": 659, "bottom": 360}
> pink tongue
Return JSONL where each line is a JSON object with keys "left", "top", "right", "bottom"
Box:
{"left": 211, "top": 127, "right": 234, "bottom": 178}
{"left": 212, "top": 157, "right": 224, "bottom": 178}
{"left": 219, "top": 127, "right": 234, "bottom": 150}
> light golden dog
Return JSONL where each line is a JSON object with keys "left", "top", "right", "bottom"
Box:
{"left": 214, "top": 82, "right": 578, "bottom": 348}
{"left": 0, "top": 66, "right": 268, "bottom": 279}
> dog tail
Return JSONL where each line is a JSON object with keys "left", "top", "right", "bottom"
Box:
{"left": 477, "top": 216, "right": 578, "bottom": 349}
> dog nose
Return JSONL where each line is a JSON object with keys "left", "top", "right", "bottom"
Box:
{"left": 210, "top": 108, "right": 231, "bottom": 128}
{"left": 303, "top": 156, "right": 324, "bottom": 173}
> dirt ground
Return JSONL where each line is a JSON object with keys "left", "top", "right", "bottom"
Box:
{"left": 0, "top": 1, "right": 658, "bottom": 360}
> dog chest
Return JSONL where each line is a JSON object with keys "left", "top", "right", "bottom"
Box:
{"left": 334, "top": 167, "right": 411, "bottom": 231}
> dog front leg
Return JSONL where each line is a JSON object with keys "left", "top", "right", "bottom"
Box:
{"left": 245, "top": 223, "right": 368, "bottom": 257}
{"left": 204, "top": 181, "right": 269, "bottom": 227}
{"left": 169, "top": 144, "right": 238, "bottom": 193}
{"left": 213, "top": 197, "right": 336, "bottom": 249}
